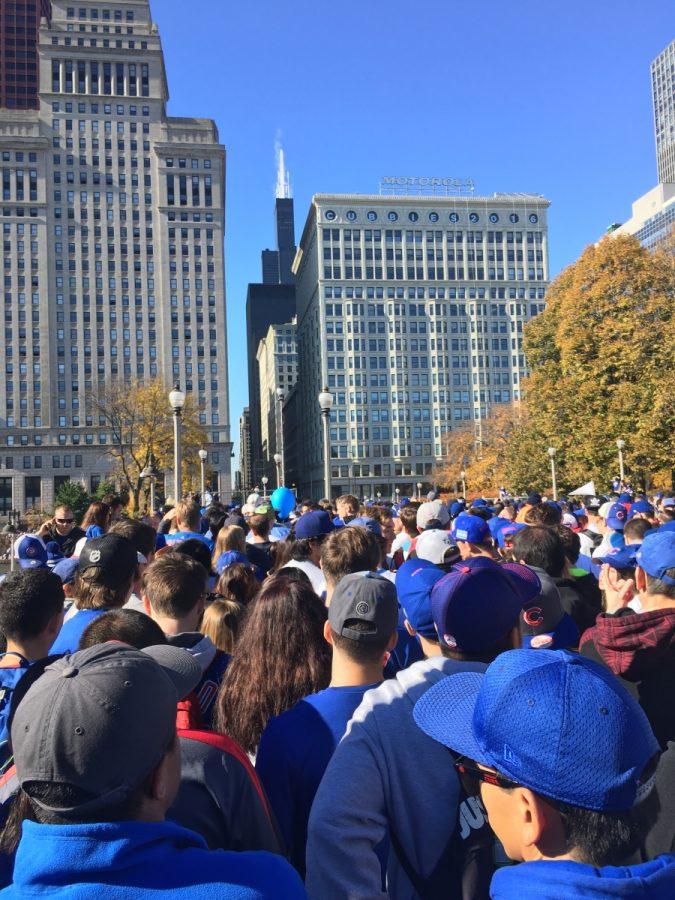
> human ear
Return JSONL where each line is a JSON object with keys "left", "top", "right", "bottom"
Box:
{"left": 323, "top": 620, "right": 333, "bottom": 646}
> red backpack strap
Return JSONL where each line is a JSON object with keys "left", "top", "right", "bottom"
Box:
{"left": 176, "top": 691, "right": 204, "bottom": 731}
{"left": 178, "top": 728, "right": 273, "bottom": 825}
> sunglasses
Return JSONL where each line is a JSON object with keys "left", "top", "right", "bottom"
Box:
{"left": 55, "top": 518, "right": 74, "bottom": 524}
{"left": 453, "top": 755, "right": 521, "bottom": 795}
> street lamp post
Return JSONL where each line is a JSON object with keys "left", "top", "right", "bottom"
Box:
{"left": 616, "top": 439, "right": 626, "bottom": 485}
{"left": 318, "top": 387, "right": 334, "bottom": 501}
{"left": 273, "top": 452, "right": 282, "bottom": 487}
{"left": 395, "top": 487, "right": 400, "bottom": 504}
{"left": 276, "top": 388, "right": 285, "bottom": 486}
{"left": 261, "top": 476, "right": 269, "bottom": 499}
{"left": 198, "top": 449, "right": 208, "bottom": 500}
{"left": 547, "top": 447, "right": 558, "bottom": 501}
{"left": 140, "top": 456, "right": 162, "bottom": 516}
{"left": 460, "top": 469, "right": 467, "bottom": 499}
{"left": 416, "top": 482, "right": 423, "bottom": 501}
{"left": 168, "top": 384, "right": 185, "bottom": 502}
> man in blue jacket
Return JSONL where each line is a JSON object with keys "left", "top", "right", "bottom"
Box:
{"left": 414, "top": 649, "right": 675, "bottom": 899}
{"left": 2, "top": 642, "right": 305, "bottom": 898}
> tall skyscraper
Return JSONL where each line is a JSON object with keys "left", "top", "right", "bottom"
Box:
{"left": 0, "top": 0, "right": 231, "bottom": 512}
{"left": 261, "top": 148, "right": 296, "bottom": 285}
{"left": 293, "top": 192, "right": 549, "bottom": 499}
{"left": 0, "top": 0, "right": 51, "bottom": 110}
{"left": 238, "top": 406, "right": 252, "bottom": 497}
{"left": 652, "top": 39, "right": 675, "bottom": 185}
{"left": 256, "top": 317, "right": 297, "bottom": 484}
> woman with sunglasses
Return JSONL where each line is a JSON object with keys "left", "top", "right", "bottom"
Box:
{"left": 36, "top": 505, "right": 86, "bottom": 558}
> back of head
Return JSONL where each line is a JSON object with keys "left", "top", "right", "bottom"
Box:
{"left": 329, "top": 573, "right": 398, "bottom": 667}
{"left": 81, "top": 501, "right": 109, "bottom": 531}
{"left": 216, "top": 563, "right": 260, "bottom": 605}
{"left": 524, "top": 503, "right": 562, "bottom": 527}
{"left": 201, "top": 599, "right": 244, "bottom": 655}
{"left": 74, "top": 534, "right": 138, "bottom": 610}
{"left": 109, "top": 518, "right": 156, "bottom": 559}
{"left": 623, "top": 518, "right": 652, "bottom": 545}
{"left": 174, "top": 499, "right": 201, "bottom": 532}
{"left": 79, "top": 608, "right": 167, "bottom": 651}
{"left": 0, "top": 570, "right": 64, "bottom": 641}
{"left": 205, "top": 504, "right": 227, "bottom": 538}
{"left": 173, "top": 538, "right": 212, "bottom": 576}
{"left": 554, "top": 524, "right": 581, "bottom": 566}
{"left": 399, "top": 505, "right": 419, "bottom": 535}
{"left": 214, "top": 524, "right": 246, "bottom": 557}
{"left": 248, "top": 513, "right": 271, "bottom": 539}
{"left": 512, "top": 525, "right": 566, "bottom": 577}
{"left": 320, "top": 526, "right": 381, "bottom": 586}
{"left": 142, "top": 553, "right": 207, "bottom": 620}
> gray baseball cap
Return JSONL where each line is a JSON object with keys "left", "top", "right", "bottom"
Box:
{"left": 329, "top": 572, "right": 399, "bottom": 643}
{"left": 11, "top": 642, "right": 201, "bottom": 817}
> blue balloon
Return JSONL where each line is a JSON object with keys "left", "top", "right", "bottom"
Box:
{"left": 271, "top": 486, "right": 296, "bottom": 520}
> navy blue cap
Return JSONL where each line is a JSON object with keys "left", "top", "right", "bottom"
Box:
{"left": 636, "top": 531, "right": 675, "bottom": 586}
{"left": 628, "top": 500, "right": 654, "bottom": 520}
{"left": 414, "top": 649, "right": 659, "bottom": 812}
{"left": 595, "top": 544, "right": 641, "bottom": 571}
{"left": 45, "top": 541, "right": 64, "bottom": 566}
{"left": 396, "top": 558, "right": 444, "bottom": 638}
{"left": 15, "top": 536, "right": 47, "bottom": 570}
{"left": 451, "top": 513, "right": 490, "bottom": 544}
{"left": 294, "top": 510, "right": 335, "bottom": 540}
{"left": 527, "top": 492, "right": 542, "bottom": 505}
{"left": 606, "top": 502, "right": 628, "bottom": 531}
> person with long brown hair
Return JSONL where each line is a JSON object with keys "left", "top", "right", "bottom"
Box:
{"left": 216, "top": 563, "right": 260, "bottom": 606}
{"left": 214, "top": 575, "right": 331, "bottom": 756}
{"left": 81, "top": 501, "right": 110, "bottom": 540}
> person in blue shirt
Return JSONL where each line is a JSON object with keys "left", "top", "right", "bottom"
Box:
{"left": 164, "top": 500, "right": 214, "bottom": 552}
{"left": 256, "top": 572, "right": 399, "bottom": 876}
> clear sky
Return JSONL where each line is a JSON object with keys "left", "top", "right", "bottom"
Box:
{"left": 154, "top": 0, "right": 672, "bottom": 456}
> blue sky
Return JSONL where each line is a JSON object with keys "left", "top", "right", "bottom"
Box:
{"left": 155, "top": 0, "right": 671, "bottom": 452}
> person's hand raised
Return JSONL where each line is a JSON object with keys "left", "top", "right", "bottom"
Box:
{"left": 599, "top": 564, "right": 635, "bottom": 614}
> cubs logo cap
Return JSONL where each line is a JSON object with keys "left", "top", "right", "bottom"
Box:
{"left": 329, "top": 571, "right": 399, "bottom": 644}
{"left": 15, "top": 536, "right": 48, "bottom": 570}
{"left": 78, "top": 534, "right": 138, "bottom": 588}
{"left": 413, "top": 649, "right": 659, "bottom": 812}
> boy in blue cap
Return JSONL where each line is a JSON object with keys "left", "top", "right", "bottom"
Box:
{"left": 451, "top": 513, "right": 499, "bottom": 561}
{"left": 414, "top": 649, "right": 674, "bottom": 898}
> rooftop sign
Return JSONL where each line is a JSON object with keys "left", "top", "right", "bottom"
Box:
{"left": 380, "top": 176, "right": 475, "bottom": 196}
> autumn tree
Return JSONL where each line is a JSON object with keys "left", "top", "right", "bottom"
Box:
{"left": 511, "top": 234, "right": 675, "bottom": 492}
{"left": 90, "top": 379, "right": 209, "bottom": 512}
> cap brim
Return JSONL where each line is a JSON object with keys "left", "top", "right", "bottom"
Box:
{"left": 413, "top": 671, "right": 490, "bottom": 764}
{"left": 142, "top": 645, "right": 202, "bottom": 700}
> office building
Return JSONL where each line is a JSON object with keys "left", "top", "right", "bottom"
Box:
{"left": 0, "top": 0, "right": 51, "bottom": 110}
{"left": 261, "top": 148, "right": 296, "bottom": 285}
{"left": 0, "top": 0, "right": 231, "bottom": 512}
{"left": 238, "top": 405, "right": 252, "bottom": 497}
{"left": 256, "top": 317, "right": 297, "bottom": 484}
{"left": 652, "top": 40, "right": 675, "bottom": 185}
{"left": 609, "top": 182, "right": 675, "bottom": 250}
{"left": 293, "top": 192, "right": 549, "bottom": 499}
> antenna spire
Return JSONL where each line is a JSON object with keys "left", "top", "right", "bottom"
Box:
{"left": 275, "top": 145, "right": 291, "bottom": 199}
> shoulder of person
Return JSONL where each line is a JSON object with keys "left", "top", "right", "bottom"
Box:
{"left": 206, "top": 848, "right": 306, "bottom": 895}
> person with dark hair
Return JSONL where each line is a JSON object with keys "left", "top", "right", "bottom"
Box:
{"left": 511, "top": 526, "right": 580, "bottom": 649}
{"left": 581, "top": 530, "right": 675, "bottom": 749}
{"left": 320, "top": 526, "right": 381, "bottom": 604}
{"left": 142, "top": 554, "right": 227, "bottom": 729}
{"left": 204, "top": 504, "right": 228, "bottom": 544}
{"left": 244, "top": 514, "right": 274, "bottom": 576}
{"left": 523, "top": 502, "right": 563, "bottom": 527}
{"left": 0, "top": 571, "right": 65, "bottom": 766}
{"left": 216, "top": 564, "right": 260, "bottom": 606}
{"left": 108, "top": 518, "right": 158, "bottom": 613}
{"left": 281, "top": 510, "right": 335, "bottom": 597}
{"left": 550, "top": 525, "right": 603, "bottom": 633}
{"left": 256, "top": 573, "right": 398, "bottom": 875}
{"left": 0, "top": 643, "right": 304, "bottom": 898}
{"left": 413, "top": 649, "right": 674, "bottom": 897}
{"left": 173, "top": 538, "right": 216, "bottom": 588}
{"left": 50, "top": 535, "right": 139, "bottom": 655}
{"left": 215, "top": 576, "right": 331, "bottom": 756}
{"left": 390, "top": 505, "right": 420, "bottom": 566}
{"left": 79, "top": 608, "right": 167, "bottom": 651}
{"left": 624, "top": 517, "right": 653, "bottom": 545}
{"left": 306, "top": 558, "right": 539, "bottom": 900}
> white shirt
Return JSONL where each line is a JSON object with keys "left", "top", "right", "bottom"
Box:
{"left": 281, "top": 559, "right": 327, "bottom": 598}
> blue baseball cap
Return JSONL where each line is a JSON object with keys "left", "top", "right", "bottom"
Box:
{"left": 470, "top": 498, "right": 488, "bottom": 509}
{"left": 451, "top": 513, "right": 490, "bottom": 545}
{"left": 618, "top": 492, "right": 632, "bottom": 504}
{"left": 294, "top": 510, "right": 335, "bottom": 541}
{"left": 430, "top": 558, "right": 541, "bottom": 654}
{"left": 15, "top": 536, "right": 48, "bottom": 570}
{"left": 628, "top": 500, "right": 654, "bottom": 520}
{"left": 346, "top": 516, "right": 382, "bottom": 537}
{"left": 606, "top": 502, "right": 628, "bottom": 531}
{"left": 496, "top": 522, "right": 527, "bottom": 549}
{"left": 396, "top": 558, "right": 444, "bottom": 638}
{"left": 45, "top": 540, "right": 64, "bottom": 567}
{"left": 527, "top": 492, "right": 542, "bottom": 506}
{"left": 449, "top": 500, "right": 465, "bottom": 518}
{"left": 596, "top": 544, "right": 641, "bottom": 571}
{"left": 413, "top": 649, "right": 659, "bottom": 812}
{"left": 636, "top": 531, "right": 675, "bottom": 586}
{"left": 52, "top": 556, "right": 79, "bottom": 586}
{"left": 662, "top": 497, "right": 675, "bottom": 509}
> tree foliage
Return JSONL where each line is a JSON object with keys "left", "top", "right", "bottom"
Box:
{"left": 53, "top": 480, "right": 90, "bottom": 523}
{"left": 90, "top": 379, "right": 209, "bottom": 512}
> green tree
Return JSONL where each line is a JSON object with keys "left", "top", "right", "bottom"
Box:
{"left": 53, "top": 481, "right": 90, "bottom": 523}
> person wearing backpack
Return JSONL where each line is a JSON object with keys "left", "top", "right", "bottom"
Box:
{"left": 306, "top": 557, "right": 541, "bottom": 900}
{"left": 0, "top": 571, "right": 65, "bottom": 769}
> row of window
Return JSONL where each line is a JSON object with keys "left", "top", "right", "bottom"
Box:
{"left": 324, "top": 285, "right": 546, "bottom": 300}
{"left": 323, "top": 209, "right": 541, "bottom": 225}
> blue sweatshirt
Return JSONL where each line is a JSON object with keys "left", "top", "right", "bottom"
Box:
{"left": 2, "top": 818, "right": 306, "bottom": 898}
{"left": 490, "top": 855, "right": 675, "bottom": 899}
{"left": 50, "top": 608, "right": 108, "bottom": 655}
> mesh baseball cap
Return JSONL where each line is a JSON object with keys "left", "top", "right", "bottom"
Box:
{"left": 396, "top": 558, "right": 445, "bottom": 638}
{"left": 78, "top": 534, "right": 138, "bottom": 588}
{"left": 430, "top": 557, "right": 541, "bottom": 654}
{"left": 14, "top": 536, "right": 47, "bottom": 570}
{"left": 415, "top": 529, "right": 460, "bottom": 566}
{"left": 11, "top": 642, "right": 201, "bottom": 818}
{"left": 606, "top": 502, "right": 628, "bottom": 531}
{"left": 417, "top": 500, "right": 450, "bottom": 530}
{"left": 294, "top": 510, "right": 335, "bottom": 540}
{"left": 413, "top": 649, "right": 659, "bottom": 812}
{"left": 451, "top": 513, "right": 490, "bottom": 545}
{"left": 328, "top": 572, "right": 398, "bottom": 644}
{"left": 636, "top": 530, "right": 675, "bottom": 586}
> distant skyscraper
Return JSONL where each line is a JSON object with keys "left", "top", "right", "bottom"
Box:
{"left": 0, "top": 0, "right": 51, "bottom": 110}
{"left": 261, "top": 148, "right": 296, "bottom": 284}
{"left": 256, "top": 317, "right": 297, "bottom": 484}
{"left": 0, "top": 0, "right": 231, "bottom": 511}
{"left": 238, "top": 406, "right": 252, "bottom": 496}
{"left": 652, "top": 40, "right": 675, "bottom": 184}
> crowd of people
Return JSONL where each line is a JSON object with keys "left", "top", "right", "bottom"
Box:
{"left": 0, "top": 483, "right": 672, "bottom": 898}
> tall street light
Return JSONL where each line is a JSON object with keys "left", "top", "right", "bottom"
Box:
{"left": 140, "top": 455, "right": 161, "bottom": 516}
{"left": 261, "top": 475, "right": 269, "bottom": 499}
{"left": 616, "top": 439, "right": 626, "bottom": 484}
{"left": 416, "top": 481, "right": 423, "bottom": 501}
{"left": 460, "top": 469, "right": 467, "bottom": 499}
{"left": 318, "top": 387, "right": 333, "bottom": 501}
{"left": 198, "top": 449, "right": 208, "bottom": 500}
{"left": 547, "top": 447, "right": 558, "bottom": 501}
{"left": 276, "top": 388, "right": 285, "bottom": 486}
{"left": 168, "top": 384, "right": 185, "bottom": 502}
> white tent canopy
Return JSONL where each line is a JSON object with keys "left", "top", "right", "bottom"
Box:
{"left": 569, "top": 481, "right": 596, "bottom": 496}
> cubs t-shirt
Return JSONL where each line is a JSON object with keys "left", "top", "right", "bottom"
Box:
{"left": 256, "top": 683, "right": 378, "bottom": 875}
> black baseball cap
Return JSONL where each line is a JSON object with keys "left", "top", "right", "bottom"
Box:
{"left": 329, "top": 572, "right": 399, "bottom": 644}
{"left": 79, "top": 534, "right": 138, "bottom": 588}
{"left": 11, "top": 642, "right": 201, "bottom": 818}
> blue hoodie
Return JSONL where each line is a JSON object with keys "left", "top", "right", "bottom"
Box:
{"left": 2, "top": 818, "right": 306, "bottom": 898}
{"left": 490, "top": 855, "right": 675, "bottom": 899}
